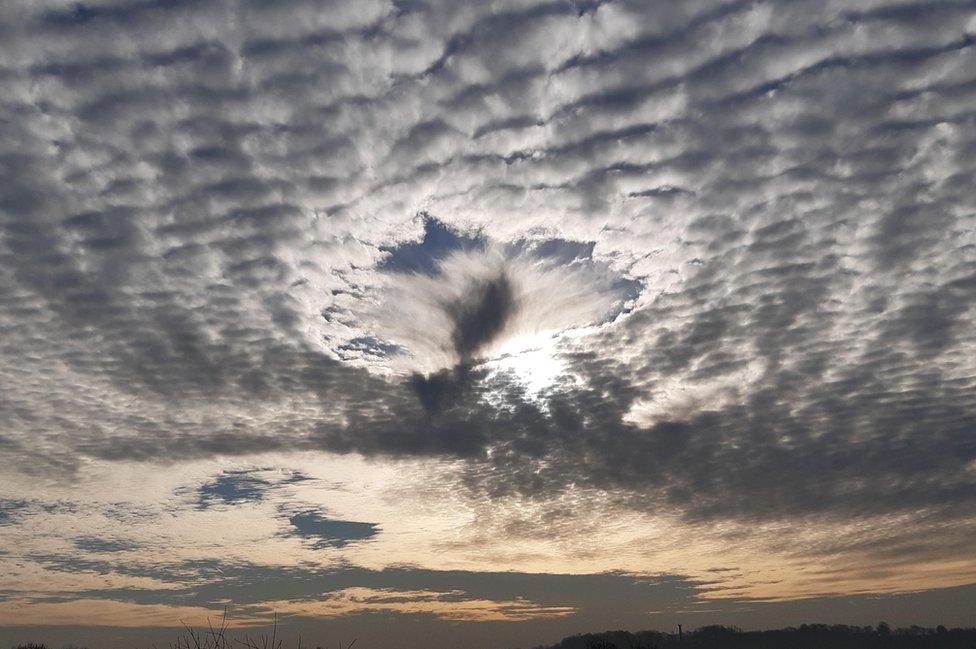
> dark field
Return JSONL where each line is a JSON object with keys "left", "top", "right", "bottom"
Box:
{"left": 13, "top": 624, "right": 976, "bottom": 649}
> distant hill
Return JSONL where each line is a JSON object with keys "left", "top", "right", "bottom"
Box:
{"left": 532, "top": 624, "right": 976, "bottom": 649}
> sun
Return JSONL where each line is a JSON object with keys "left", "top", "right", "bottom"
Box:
{"left": 485, "top": 333, "right": 566, "bottom": 396}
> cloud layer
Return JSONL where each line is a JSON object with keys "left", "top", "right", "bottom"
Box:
{"left": 1, "top": 0, "right": 976, "bottom": 641}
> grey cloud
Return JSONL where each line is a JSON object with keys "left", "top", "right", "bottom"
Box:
{"left": 0, "top": 500, "right": 28, "bottom": 526}
{"left": 409, "top": 365, "right": 472, "bottom": 415}
{"left": 73, "top": 537, "right": 140, "bottom": 553}
{"left": 13, "top": 554, "right": 976, "bottom": 642}
{"left": 20, "top": 554, "right": 700, "bottom": 617}
{"left": 447, "top": 271, "right": 515, "bottom": 362}
{"left": 0, "top": 498, "right": 80, "bottom": 551}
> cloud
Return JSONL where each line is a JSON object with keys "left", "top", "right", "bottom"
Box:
{"left": 11, "top": 553, "right": 976, "bottom": 634}
{"left": 0, "top": 500, "right": 28, "bottom": 526}
{"left": 266, "top": 586, "right": 577, "bottom": 622}
{"left": 73, "top": 537, "right": 140, "bottom": 554}
{"left": 7, "top": 555, "right": 700, "bottom": 621}
{"left": 447, "top": 269, "right": 516, "bottom": 362}
{"left": 0, "top": 499, "right": 75, "bottom": 526}
{"left": 0, "top": 0, "right": 975, "bottom": 622}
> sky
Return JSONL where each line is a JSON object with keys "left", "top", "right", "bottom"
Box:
{"left": 1, "top": 0, "right": 975, "bottom": 647}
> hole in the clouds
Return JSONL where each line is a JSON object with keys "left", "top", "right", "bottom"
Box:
{"left": 192, "top": 469, "right": 315, "bottom": 510}
{"left": 286, "top": 509, "right": 380, "bottom": 549}
{"left": 196, "top": 471, "right": 272, "bottom": 508}
{"left": 378, "top": 214, "right": 485, "bottom": 276}
{"left": 335, "top": 215, "right": 642, "bottom": 385}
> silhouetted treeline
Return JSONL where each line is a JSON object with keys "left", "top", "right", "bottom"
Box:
{"left": 535, "top": 623, "right": 976, "bottom": 649}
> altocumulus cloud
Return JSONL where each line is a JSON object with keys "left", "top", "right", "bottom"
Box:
{"left": 0, "top": 0, "right": 975, "bottom": 606}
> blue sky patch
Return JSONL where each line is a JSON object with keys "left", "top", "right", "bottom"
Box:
{"left": 195, "top": 469, "right": 314, "bottom": 509}
{"left": 287, "top": 509, "right": 380, "bottom": 549}
{"left": 378, "top": 215, "right": 485, "bottom": 275}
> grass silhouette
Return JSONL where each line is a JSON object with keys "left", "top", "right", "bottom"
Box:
{"left": 13, "top": 621, "right": 976, "bottom": 649}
